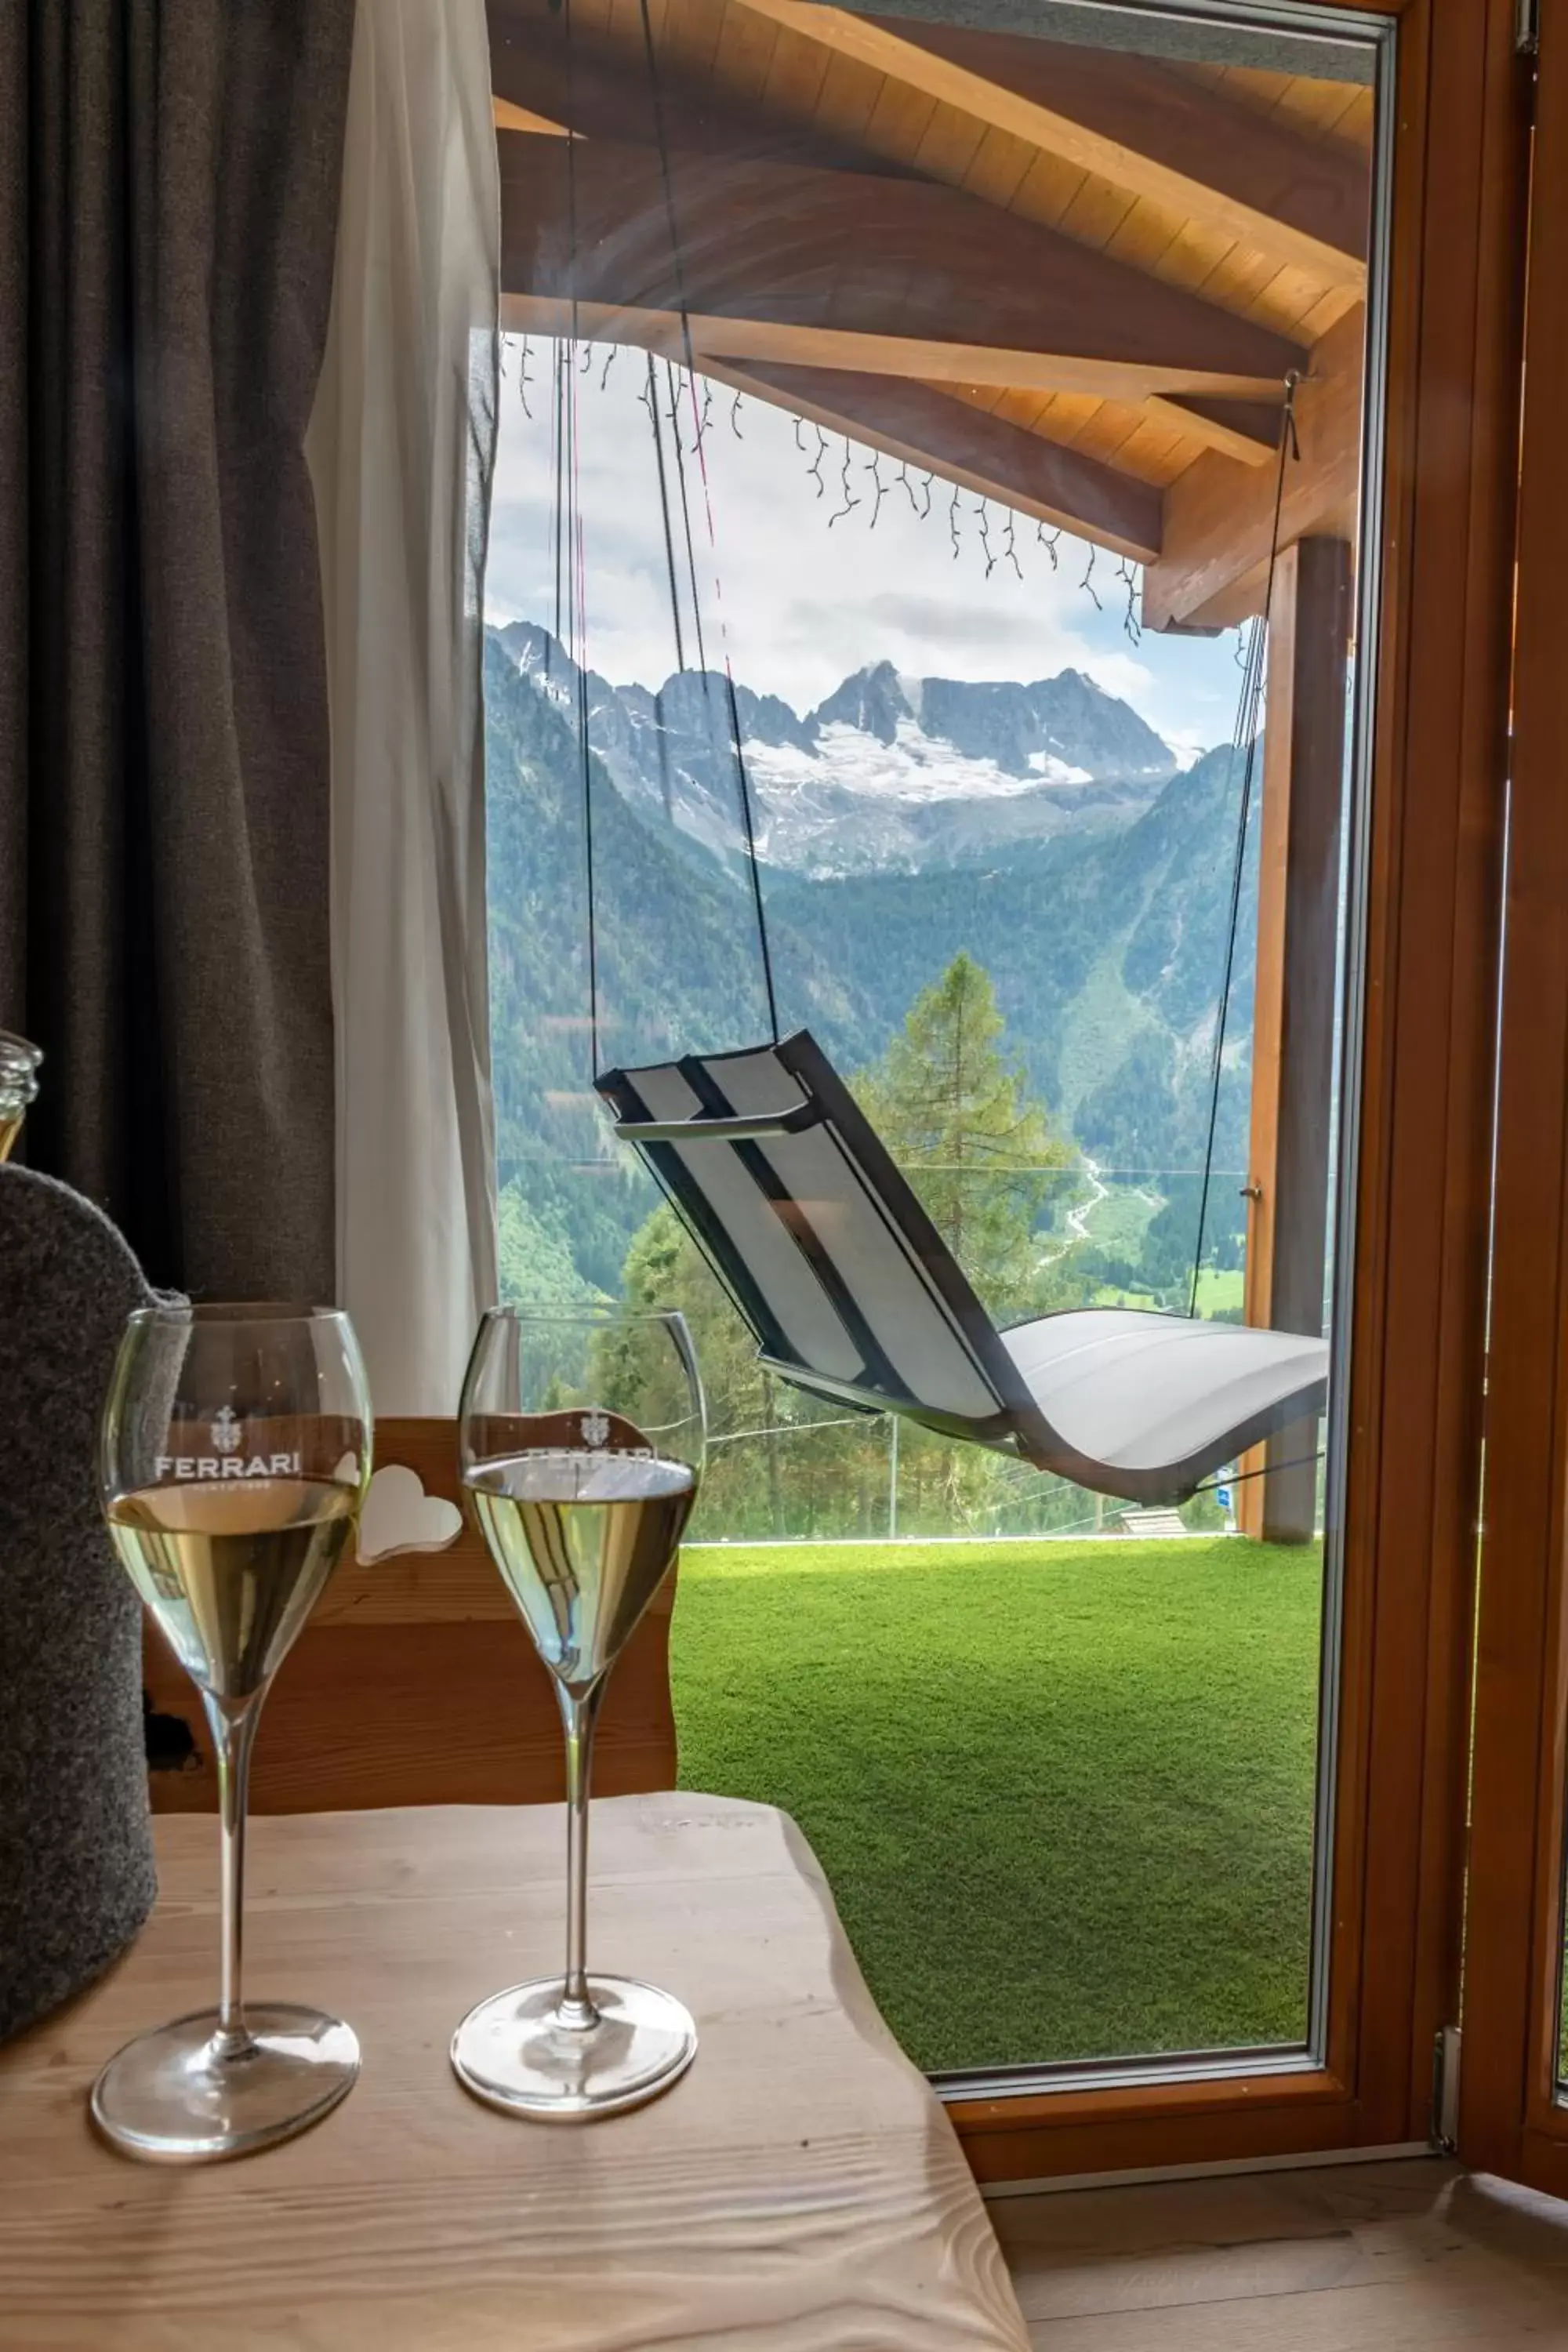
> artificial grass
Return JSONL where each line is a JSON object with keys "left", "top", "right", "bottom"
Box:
{"left": 670, "top": 1536, "right": 1323, "bottom": 2075}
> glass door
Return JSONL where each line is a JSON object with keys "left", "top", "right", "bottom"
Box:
{"left": 484, "top": 0, "right": 1524, "bottom": 2176}
{"left": 1457, "top": 0, "right": 1568, "bottom": 2200}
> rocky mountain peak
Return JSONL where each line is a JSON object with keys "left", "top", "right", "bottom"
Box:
{"left": 494, "top": 622, "right": 1193, "bottom": 879}
{"left": 811, "top": 660, "right": 916, "bottom": 746}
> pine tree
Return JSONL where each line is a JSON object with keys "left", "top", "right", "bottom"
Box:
{"left": 856, "top": 950, "right": 1074, "bottom": 1313}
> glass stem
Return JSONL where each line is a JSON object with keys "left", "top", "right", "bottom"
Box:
{"left": 205, "top": 1695, "right": 260, "bottom": 2059}
{"left": 556, "top": 1679, "right": 605, "bottom": 2031}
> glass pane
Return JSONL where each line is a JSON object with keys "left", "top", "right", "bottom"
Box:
{"left": 485, "top": 0, "right": 1388, "bottom": 2080}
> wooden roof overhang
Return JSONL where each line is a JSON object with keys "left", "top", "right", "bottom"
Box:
{"left": 488, "top": 0, "right": 1375, "bottom": 629}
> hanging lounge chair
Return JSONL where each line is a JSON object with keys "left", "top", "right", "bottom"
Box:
{"left": 597, "top": 1031, "right": 1329, "bottom": 1507}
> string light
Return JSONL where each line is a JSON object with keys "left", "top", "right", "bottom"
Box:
{"left": 1117, "top": 556, "right": 1142, "bottom": 645}
{"left": 828, "top": 437, "right": 862, "bottom": 528}
{"left": 521, "top": 342, "right": 1128, "bottom": 629}
{"left": 976, "top": 498, "right": 996, "bottom": 579}
{"left": 865, "top": 451, "right": 887, "bottom": 528}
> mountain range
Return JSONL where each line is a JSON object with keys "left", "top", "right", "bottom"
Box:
{"left": 485, "top": 625, "right": 1258, "bottom": 1300}
{"left": 496, "top": 620, "right": 1180, "bottom": 878}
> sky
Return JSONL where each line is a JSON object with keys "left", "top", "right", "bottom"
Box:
{"left": 486, "top": 336, "right": 1250, "bottom": 765}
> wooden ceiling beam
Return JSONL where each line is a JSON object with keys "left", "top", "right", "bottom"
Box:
{"left": 724, "top": 0, "right": 1370, "bottom": 292}
{"left": 1150, "top": 394, "right": 1283, "bottom": 467}
{"left": 499, "top": 129, "right": 1308, "bottom": 401}
{"left": 1142, "top": 307, "right": 1364, "bottom": 628}
{"left": 502, "top": 290, "right": 1294, "bottom": 414}
{"left": 696, "top": 356, "right": 1163, "bottom": 561}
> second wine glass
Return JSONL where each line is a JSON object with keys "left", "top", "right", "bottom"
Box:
{"left": 452, "top": 1304, "right": 705, "bottom": 2120}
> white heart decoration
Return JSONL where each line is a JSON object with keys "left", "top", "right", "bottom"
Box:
{"left": 357, "top": 1464, "right": 463, "bottom": 1564}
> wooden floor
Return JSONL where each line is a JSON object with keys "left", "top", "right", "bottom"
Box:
{"left": 992, "top": 2158, "right": 1568, "bottom": 2347}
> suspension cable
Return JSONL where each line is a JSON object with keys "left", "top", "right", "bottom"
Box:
{"left": 636, "top": 0, "right": 782, "bottom": 1044}
{"left": 1188, "top": 372, "right": 1301, "bottom": 1318}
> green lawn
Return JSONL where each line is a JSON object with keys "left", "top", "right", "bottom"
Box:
{"left": 671, "top": 1537, "right": 1323, "bottom": 2075}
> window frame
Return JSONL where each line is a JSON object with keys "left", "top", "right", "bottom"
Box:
{"left": 486, "top": 0, "right": 1529, "bottom": 2183}
{"left": 1456, "top": 0, "right": 1568, "bottom": 2199}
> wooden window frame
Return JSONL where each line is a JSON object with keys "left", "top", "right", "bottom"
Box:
{"left": 478, "top": 0, "right": 1528, "bottom": 2183}
{"left": 949, "top": 0, "right": 1527, "bottom": 2184}
{"left": 1457, "top": 0, "right": 1568, "bottom": 2201}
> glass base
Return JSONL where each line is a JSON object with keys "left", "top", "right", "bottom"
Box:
{"left": 451, "top": 1975, "right": 698, "bottom": 2120}
{"left": 90, "top": 2004, "right": 360, "bottom": 2162}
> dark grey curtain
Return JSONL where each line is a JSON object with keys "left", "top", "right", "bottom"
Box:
{"left": 0, "top": 0, "right": 354, "bottom": 1299}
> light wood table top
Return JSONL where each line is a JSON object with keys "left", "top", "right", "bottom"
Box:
{"left": 0, "top": 1795, "right": 1029, "bottom": 2350}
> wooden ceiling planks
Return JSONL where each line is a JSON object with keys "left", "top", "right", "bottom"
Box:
{"left": 725, "top": 6, "right": 1368, "bottom": 283}
{"left": 676, "top": 0, "right": 1366, "bottom": 343}
{"left": 498, "top": 131, "right": 1311, "bottom": 397}
{"left": 488, "top": 0, "right": 1374, "bottom": 618}
{"left": 581, "top": 0, "right": 1370, "bottom": 354}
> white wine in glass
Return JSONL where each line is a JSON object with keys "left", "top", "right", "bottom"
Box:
{"left": 93, "top": 1305, "right": 372, "bottom": 2162}
{"left": 110, "top": 1478, "right": 358, "bottom": 1703}
{"left": 452, "top": 1305, "right": 705, "bottom": 2120}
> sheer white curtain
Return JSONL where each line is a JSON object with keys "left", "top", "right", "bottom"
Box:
{"left": 307, "top": 0, "right": 500, "bottom": 1415}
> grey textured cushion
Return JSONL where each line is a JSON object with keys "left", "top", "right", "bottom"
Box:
{"left": 0, "top": 1168, "right": 161, "bottom": 2040}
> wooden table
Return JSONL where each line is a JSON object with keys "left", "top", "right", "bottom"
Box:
{"left": 0, "top": 1795, "right": 1029, "bottom": 2350}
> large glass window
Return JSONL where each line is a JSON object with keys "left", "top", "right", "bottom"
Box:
{"left": 485, "top": 0, "right": 1386, "bottom": 2082}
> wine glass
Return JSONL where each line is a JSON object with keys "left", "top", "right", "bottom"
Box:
{"left": 0, "top": 1030, "right": 42, "bottom": 1162}
{"left": 93, "top": 1303, "right": 372, "bottom": 2161}
{"left": 452, "top": 1304, "right": 706, "bottom": 2120}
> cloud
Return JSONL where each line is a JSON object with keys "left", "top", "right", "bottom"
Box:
{"left": 808, "top": 592, "right": 1089, "bottom": 663}
{"left": 486, "top": 336, "right": 1247, "bottom": 742}
{"left": 1077, "top": 650, "right": 1156, "bottom": 705}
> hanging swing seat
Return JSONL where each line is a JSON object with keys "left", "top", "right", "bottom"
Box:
{"left": 597, "top": 1031, "right": 1329, "bottom": 1507}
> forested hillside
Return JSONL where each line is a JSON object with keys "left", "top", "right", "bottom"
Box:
{"left": 768, "top": 739, "right": 1258, "bottom": 1172}
{"left": 485, "top": 626, "right": 1258, "bottom": 1305}
{"left": 484, "top": 634, "right": 872, "bottom": 1291}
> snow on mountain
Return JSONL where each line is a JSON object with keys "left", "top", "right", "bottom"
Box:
{"left": 495, "top": 624, "right": 1185, "bottom": 877}
{"left": 745, "top": 718, "right": 1090, "bottom": 806}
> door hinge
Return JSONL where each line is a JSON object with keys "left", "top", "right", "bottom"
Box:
{"left": 1518, "top": 0, "right": 1540, "bottom": 57}
{"left": 1432, "top": 2024, "right": 1461, "bottom": 2152}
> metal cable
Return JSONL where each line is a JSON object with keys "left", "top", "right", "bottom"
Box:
{"left": 1188, "top": 372, "right": 1302, "bottom": 1318}
{"left": 636, "top": 0, "right": 781, "bottom": 1043}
